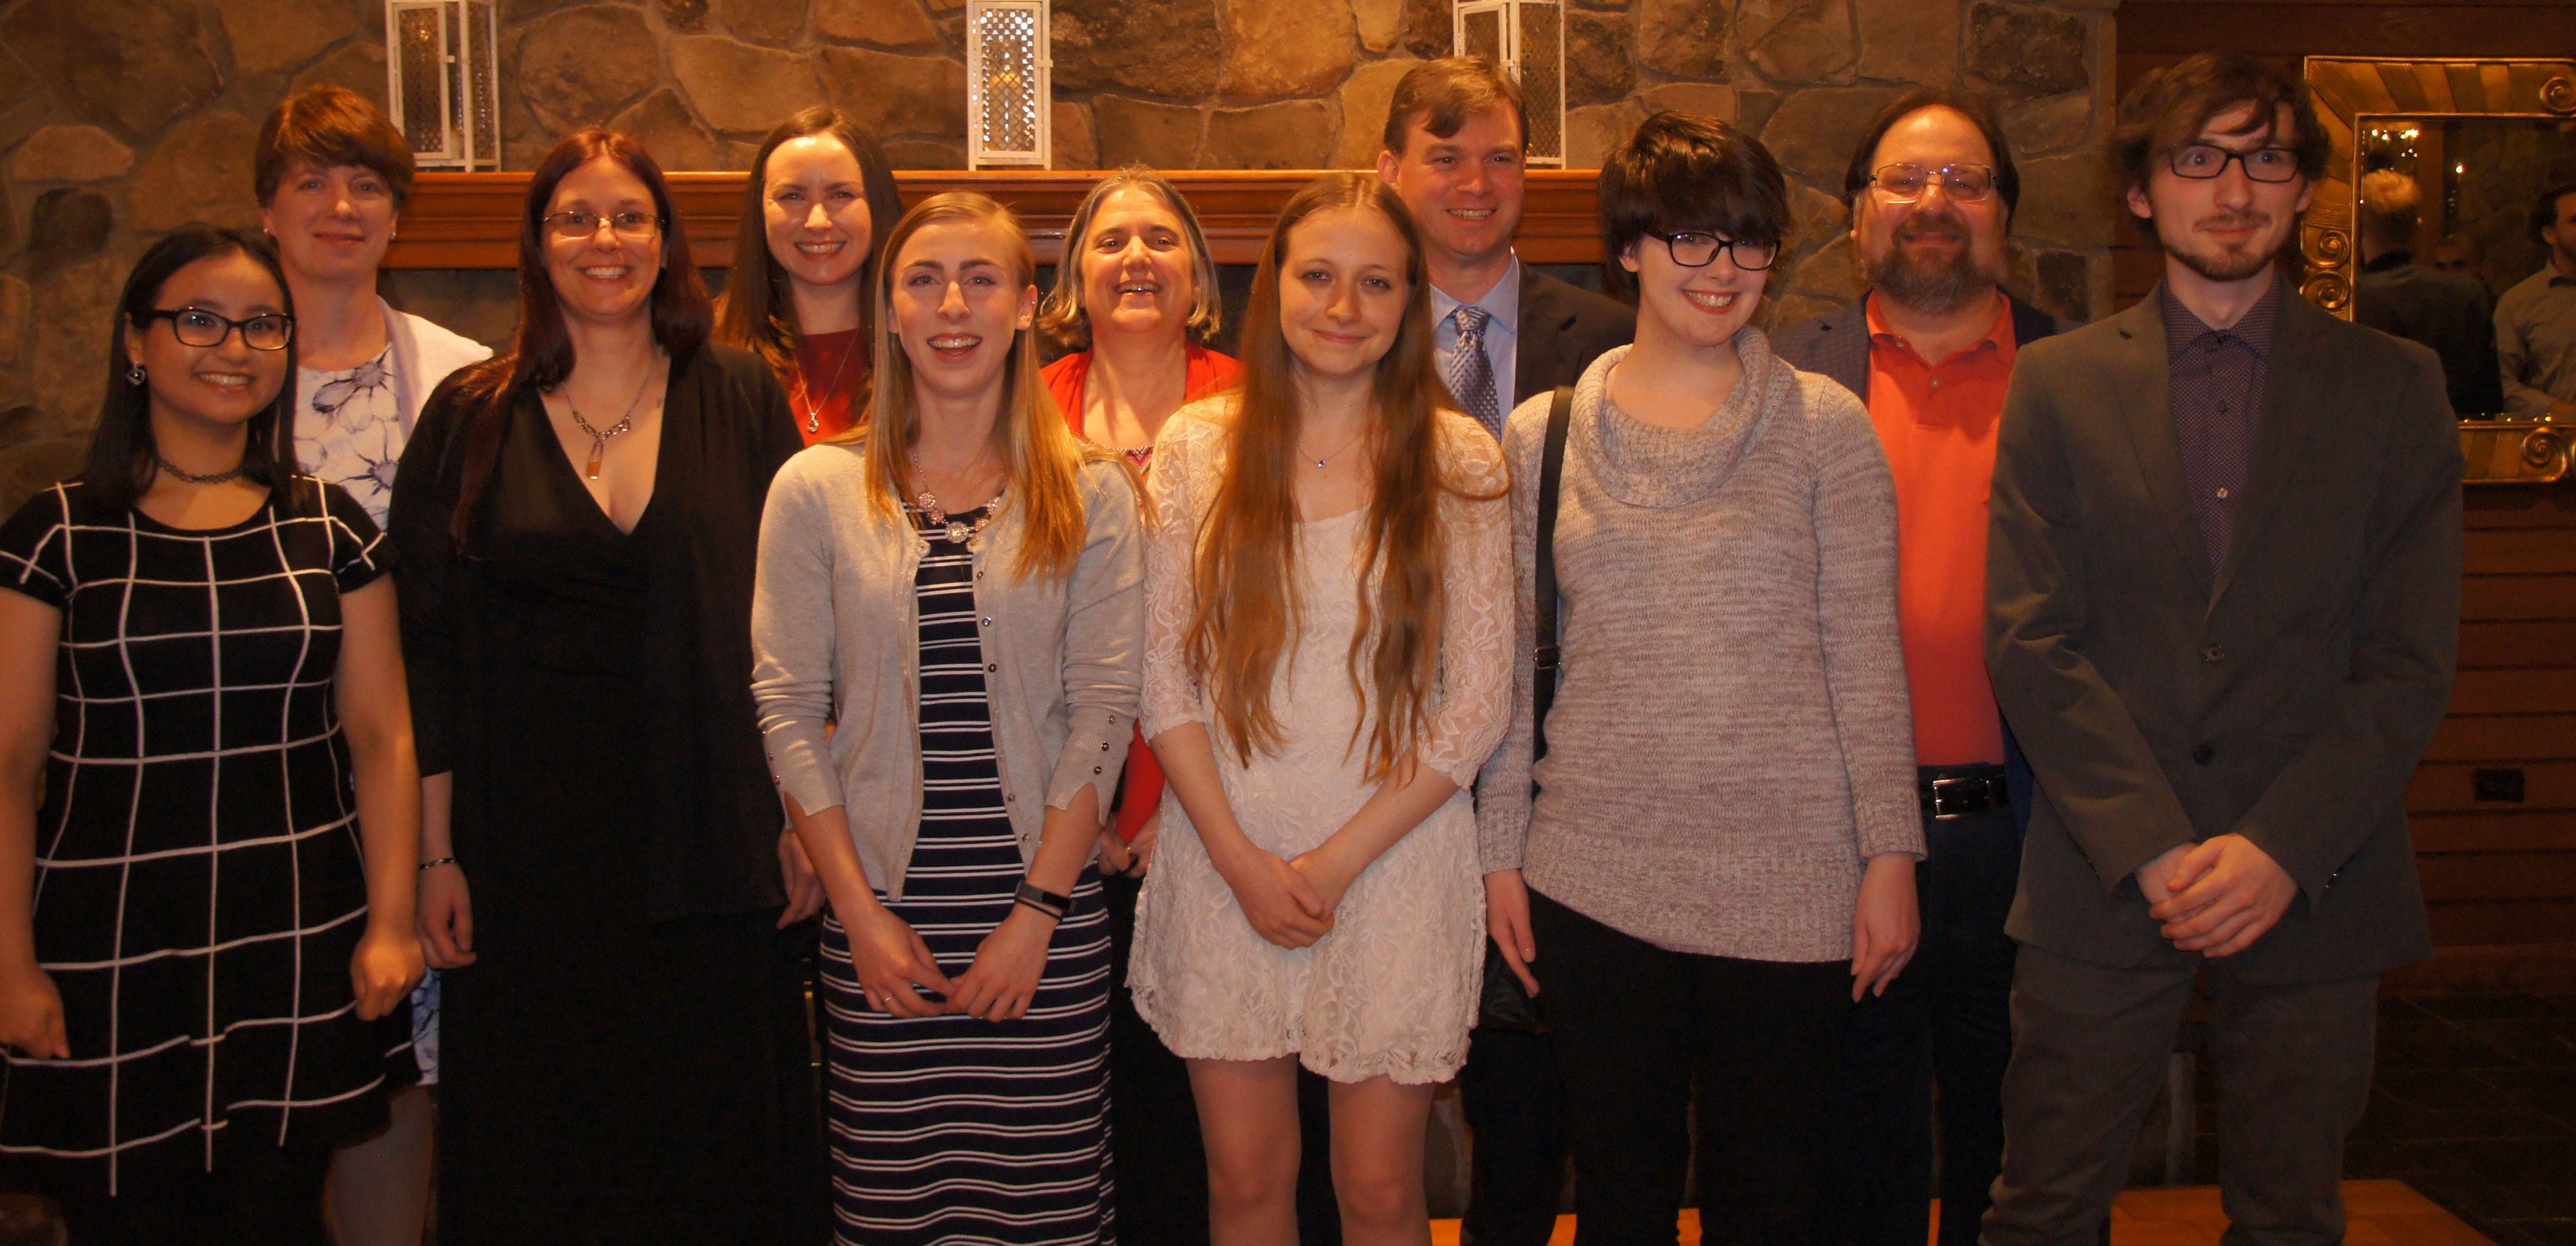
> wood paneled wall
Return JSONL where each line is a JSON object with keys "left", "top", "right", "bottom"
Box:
{"left": 2117, "top": 0, "right": 2576, "bottom": 985}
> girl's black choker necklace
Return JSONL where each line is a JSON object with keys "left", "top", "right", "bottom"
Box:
{"left": 154, "top": 455, "right": 247, "bottom": 486}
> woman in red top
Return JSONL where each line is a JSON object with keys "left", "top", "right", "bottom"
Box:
{"left": 715, "top": 108, "right": 906, "bottom": 445}
{"left": 1034, "top": 166, "right": 1238, "bottom": 1244}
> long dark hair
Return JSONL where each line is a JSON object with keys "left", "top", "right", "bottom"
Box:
{"left": 83, "top": 228, "right": 301, "bottom": 513}
{"left": 1188, "top": 172, "right": 1501, "bottom": 780}
{"left": 714, "top": 108, "right": 904, "bottom": 391}
{"left": 442, "top": 128, "right": 712, "bottom": 544}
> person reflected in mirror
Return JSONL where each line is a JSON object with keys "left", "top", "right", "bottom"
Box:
{"left": 1034, "top": 165, "right": 1243, "bottom": 1246}
{"left": 2497, "top": 180, "right": 2576, "bottom": 418}
{"left": 753, "top": 191, "right": 1141, "bottom": 1246}
{"left": 1373, "top": 57, "right": 1634, "bottom": 1245}
{"left": 253, "top": 84, "right": 491, "bottom": 1246}
{"left": 388, "top": 128, "right": 823, "bottom": 1245}
{"left": 1475, "top": 113, "right": 1921, "bottom": 1246}
{"left": 1981, "top": 53, "right": 2461, "bottom": 1245}
{"left": 2353, "top": 169, "right": 2503, "bottom": 417}
{"left": 1131, "top": 171, "right": 1512, "bottom": 1246}
{"left": 1771, "top": 89, "right": 2076, "bottom": 1246}
{"left": 716, "top": 107, "right": 906, "bottom": 446}
{"left": 0, "top": 229, "right": 425, "bottom": 1246}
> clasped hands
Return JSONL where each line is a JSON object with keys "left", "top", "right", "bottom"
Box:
{"left": 840, "top": 897, "right": 1057, "bottom": 1023}
{"left": 2135, "top": 833, "right": 2299, "bottom": 958}
{"left": 1213, "top": 840, "right": 1354, "bottom": 950}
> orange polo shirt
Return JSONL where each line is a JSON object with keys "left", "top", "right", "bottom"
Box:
{"left": 1864, "top": 292, "right": 2017, "bottom": 767}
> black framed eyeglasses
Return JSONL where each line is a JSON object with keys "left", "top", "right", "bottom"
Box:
{"left": 141, "top": 307, "right": 295, "bottom": 351}
{"left": 1644, "top": 230, "right": 1780, "bottom": 271}
{"left": 2165, "top": 144, "right": 2302, "bottom": 183}
{"left": 541, "top": 210, "right": 666, "bottom": 240}
{"left": 1866, "top": 163, "right": 1998, "bottom": 202}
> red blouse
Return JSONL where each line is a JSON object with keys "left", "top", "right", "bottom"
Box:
{"left": 789, "top": 328, "right": 870, "bottom": 446}
{"left": 1040, "top": 342, "right": 1243, "bottom": 842}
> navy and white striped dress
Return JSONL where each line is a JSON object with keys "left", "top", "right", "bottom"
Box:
{"left": 818, "top": 501, "right": 1114, "bottom": 1245}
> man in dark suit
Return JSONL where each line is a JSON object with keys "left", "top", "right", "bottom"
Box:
{"left": 1981, "top": 54, "right": 2460, "bottom": 1245}
{"left": 1773, "top": 90, "right": 2074, "bottom": 1246}
{"left": 1374, "top": 56, "right": 1633, "bottom": 1246}
{"left": 2353, "top": 168, "right": 2504, "bottom": 416}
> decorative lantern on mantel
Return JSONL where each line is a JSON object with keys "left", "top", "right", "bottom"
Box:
{"left": 1454, "top": 1, "right": 1565, "bottom": 168}
{"left": 966, "top": 1, "right": 1053, "bottom": 169}
{"left": 384, "top": 0, "right": 500, "bottom": 170}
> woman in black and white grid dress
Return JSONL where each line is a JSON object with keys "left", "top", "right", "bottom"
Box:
{"left": 0, "top": 229, "right": 424, "bottom": 1245}
{"left": 753, "top": 192, "right": 1142, "bottom": 1245}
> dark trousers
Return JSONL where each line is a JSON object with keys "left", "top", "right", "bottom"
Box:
{"left": 1530, "top": 888, "right": 1851, "bottom": 1246}
{"left": 1104, "top": 870, "right": 1212, "bottom": 1246}
{"left": 1822, "top": 791, "right": 2022, "bottom": 1246}
{"left": 1458, "top": 1024, "right": 1564, "bottom": 1246}
{"left": 1980, "top": 947, "right": 2380, "bottom": 1246}
{"left": 49, "top": 1144, "right": 334, "bottom": 1246}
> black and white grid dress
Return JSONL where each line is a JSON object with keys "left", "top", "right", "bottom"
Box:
{"left": 0, "top": 480, "right": 409, "bottom": 1197}
{"left": 818, "top": 500, "right": 1115, "bottom": 1245}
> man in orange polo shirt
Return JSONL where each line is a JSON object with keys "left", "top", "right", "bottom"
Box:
{"left": 1775, "top": 90, "right": 2077, "bottom": 1246}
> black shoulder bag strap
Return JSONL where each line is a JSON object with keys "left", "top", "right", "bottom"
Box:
{"left": 1530, "top": 384, "right": 1574, "bottom": 786}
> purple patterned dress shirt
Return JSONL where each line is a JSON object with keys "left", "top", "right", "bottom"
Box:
{"left": 2161, "top": 277, "right": 2284, "bottom": 573}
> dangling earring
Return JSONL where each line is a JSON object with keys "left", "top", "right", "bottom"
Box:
{"left": 127, "top": 362, "right": 146, "bottom": 385}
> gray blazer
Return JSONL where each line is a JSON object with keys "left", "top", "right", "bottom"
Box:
{"left": 1514, "top": 267, "right": 1636, "bottom": 402}
{"left": 1770, "top": 292, "right": 2078, "bottom": 404}
{"left": 1985, "top": 288, "right": 2462, "bottom": 985}
{"left": 751, "top": 445, "right": 1145, "bottom": 900}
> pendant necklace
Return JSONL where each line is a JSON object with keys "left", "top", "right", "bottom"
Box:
{"left": 564, "top": 361, "right": 659, "bottom": 479}
{"left": 796, "top": 333, "right": 860, "bottom": 436}
{"left": 1304, "top": 426, "right": 1367, "bottom": 469}
{"left": 154, "top": 455, "right": 246, "bottom": 485}
{"left": 908, "top": 447, "right": 1003, "bottom": 544}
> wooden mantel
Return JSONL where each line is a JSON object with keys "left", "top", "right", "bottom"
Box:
{"left": 385, "top": 169, "right": 1611, "bottom": 270}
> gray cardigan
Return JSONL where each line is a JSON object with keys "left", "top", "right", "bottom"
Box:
{"left": 1474, "top": 334, "right": 1924, "bottom": 961}
{"left": 750, "top": 442, "right": 1145, "bottom": 900}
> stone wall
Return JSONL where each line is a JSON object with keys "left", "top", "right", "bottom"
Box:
{"left": 0, "top": 0, "right": 2120, "bottom": 506}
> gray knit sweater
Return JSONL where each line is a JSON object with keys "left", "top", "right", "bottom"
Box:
{"left": 1473, "top": 332, "right": 1924, "bottom": 962}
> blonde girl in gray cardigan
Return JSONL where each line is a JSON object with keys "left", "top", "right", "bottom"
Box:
{"left": 1472, "top": 113, "right": 1924, "bottom": 1246}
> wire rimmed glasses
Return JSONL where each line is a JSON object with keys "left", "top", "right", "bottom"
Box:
{"left": 1866, "top": 163, "right": 1999, "bottom": 203}
{"left": 1643, "top": 230, "right": 1780, "bottom": 271}
{"left": 140, "top": 308, "right": 295, "bottom": 351}
{"left": 541, "top": 210, "right": 667, "bottom": 241}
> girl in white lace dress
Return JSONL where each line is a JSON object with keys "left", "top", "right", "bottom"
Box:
{"left": 1129, "top": 171, "right": 1511, "bottom": 1245}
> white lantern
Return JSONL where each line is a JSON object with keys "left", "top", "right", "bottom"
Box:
{"left": 1454, "top": 1, "right": 1565, "bottom": 168}
{"left": 967, "top": 1, "right": 1053, "bottom": 169}
{"left": 384, "top": 1, "right": 500, "bottom": 170}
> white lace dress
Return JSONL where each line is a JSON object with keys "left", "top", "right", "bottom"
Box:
{"left": 1130, "top": 399, "right": 1513, "bottom": 1085}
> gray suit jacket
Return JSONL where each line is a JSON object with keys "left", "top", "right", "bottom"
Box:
{"left": 1514, "top": 267, "right": 1635, "bottom": 402}
{"left": 1984, "top": 287, "right": 2462, "bottom": 984}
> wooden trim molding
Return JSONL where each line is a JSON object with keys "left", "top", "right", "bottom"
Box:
{"left": 385, "top": 169, "right": 1614, "bottom": 270}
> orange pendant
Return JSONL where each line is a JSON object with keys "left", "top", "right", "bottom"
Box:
{"left": 585, "top": 439, "right": 605, "bottom": 479}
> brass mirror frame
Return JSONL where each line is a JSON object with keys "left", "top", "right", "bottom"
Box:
{"left": 2302, "top": 56, "right": 2576, "bottom": 483}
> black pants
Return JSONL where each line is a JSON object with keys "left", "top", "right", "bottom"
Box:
{"left": 1104, "top": 870, "right": 1212, "bottom": 1246}
{"left": 49, "top": 1143, "right": 334, "bottom": 1246}
{"left": 1458, "top": 1024, "right": 1563, "bottom": 1246}
{"left": 1530, "top": 889, "right": 1851, "bottom": 1246}
{"left": 1981, "top": 949, "right": 2380, "bottom": 1246}
{"left": 1821, "top": 790, "right": 2021, "bottom": 1246}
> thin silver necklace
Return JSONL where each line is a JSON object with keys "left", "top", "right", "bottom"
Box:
{"left": 1303, "top": 426, "right": 1366, "bottom": 469}
{"left": 563, "top": 362, "right": 658, "bottom": 479}
{"left": 796, "top": 332, "right": 860, "bottom": 435}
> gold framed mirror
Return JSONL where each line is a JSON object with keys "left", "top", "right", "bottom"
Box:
{"left": 2303, "top": 56, "right": 2576, "bottom": 483}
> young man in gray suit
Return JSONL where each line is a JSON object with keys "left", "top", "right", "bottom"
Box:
{"left": 1981, "top": 53, "right": 2461, "bottom": 1245}
{"left": 1773, "top": 90, "right": 2074, "bottom": 1246}
{"left": 1376, "top": 56, "right": 1633, "bottom": 1246}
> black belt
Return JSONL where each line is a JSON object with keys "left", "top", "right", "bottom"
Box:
{"left": 1919, "top": 766, "right": 2010, "bottom": 819}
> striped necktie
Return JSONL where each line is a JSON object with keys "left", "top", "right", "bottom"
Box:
{"left": 1445, "top": 304, "right": 1501, "bottom": 434}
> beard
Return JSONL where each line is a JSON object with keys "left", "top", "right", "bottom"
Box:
{"left": 1865, "top": 213, "right": 2003, "bottom": 315}
{"left": 2166, "top": 209, "right": 2285, "bottom": 283}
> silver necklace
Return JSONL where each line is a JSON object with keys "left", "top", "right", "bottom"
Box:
{"left": 908, "top": 447, "right": 1003, "bottom": 544}
{"left": 1303, "top": 426, "right": 1366, "bottom": 469}
{"left": 796, "top": 333, "right": 861, "bottom": 435}
{"left": 563, "top": 363, "right": 658, "bottom": 479}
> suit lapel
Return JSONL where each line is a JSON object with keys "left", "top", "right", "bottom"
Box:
{"left": 2211, "top": 296, "right": 2330, "bottom": 604}
{"left": 1515, "top": 266, "right": 1572, "bottom": 404}
{"left": 2109, "top": 297, "right": 2215, "bottom": 599}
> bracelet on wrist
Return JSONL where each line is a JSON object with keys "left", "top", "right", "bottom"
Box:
{"left": 418, "top": 857, "right": 459, "bottom": 872}
{"left": 1014, "top": 879, "right": 1069, "bottom": 921}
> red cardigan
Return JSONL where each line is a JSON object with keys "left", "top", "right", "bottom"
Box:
{"left": 1041, "top": 342, "right": 1243, "bottom": 841}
